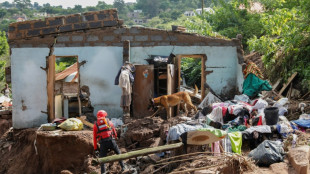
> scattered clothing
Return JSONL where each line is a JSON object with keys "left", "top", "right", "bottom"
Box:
{"left": 244, "top": 125, "right": 271, "bottom": 134}
{"left": 119, "top": 69, "right": 132, "bottom": 107}
{"left": 198, "top": 92, "right": 221, "bottom": 109}
{"left": 166, "top": 123, "right": 205, "bottom": 142}
{"left": 228, "top": 132, "right": 242, "bottom": 154}
{"left": 114, "top": 64, "right": 135, "bottom": 85}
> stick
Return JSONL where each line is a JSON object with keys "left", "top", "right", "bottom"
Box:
{"left": 93, "top": 142, "right": 183, "bottom": 164}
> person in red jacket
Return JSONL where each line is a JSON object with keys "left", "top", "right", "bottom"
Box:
{"left": 93, "top": 110, "right": 125, "bottom": 174}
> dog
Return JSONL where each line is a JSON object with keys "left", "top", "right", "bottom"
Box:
{"left": 148, "top": 85, "right": 198, "bottom": 117}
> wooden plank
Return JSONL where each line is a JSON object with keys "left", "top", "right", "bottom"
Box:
{"left": 167, "top": 64, "right": 176, "bottom": 119}
{"left": 279, "top": 72, "right": 297, "bottom": 95}
{"left": 94, "top": 142, "right": 183, "bottom": 164}
{"left": 47, "top": 55, "right": 56, "bottom": 122}
{"left": 272, "top": 79, "right": 281, "bottom": 90}
{"left": 132, "top": 65, "right": 154, "bottom": 118}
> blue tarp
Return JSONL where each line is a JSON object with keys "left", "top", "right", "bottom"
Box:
{"left": 292, "top": 119, "right": 310, "bottom": 128}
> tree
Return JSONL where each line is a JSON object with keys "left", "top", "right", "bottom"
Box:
{"left": 0, "top": 9, "right": 7, "bottom": 18}
{"left": 0, "top": 31, "right": 9, "bottom": 56}
{"left": 14, "top": 0, "right": 31, "bottom": 12}
{"left": 113, "top": 0, "right": 125, "bottom": 12}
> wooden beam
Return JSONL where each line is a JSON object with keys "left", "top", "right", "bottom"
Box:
{"left": 47, "top": 55, "right": 55, "bottom": 122}
{"left": 279, "top": 72, "right": 297, "bottom": 95}
{"left": 93, "top": 142, "right": 183, "bottom": 164}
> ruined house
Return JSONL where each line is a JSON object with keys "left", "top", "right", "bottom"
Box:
{"left": 8, "top": 9, "right": 244, "bottom": 129}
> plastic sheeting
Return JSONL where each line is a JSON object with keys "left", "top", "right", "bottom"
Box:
{"left": 248, "top": 140, "right": 284, "bottom": 166}
{"left": 292, "top": 119, "right": 310, "bottom": 128}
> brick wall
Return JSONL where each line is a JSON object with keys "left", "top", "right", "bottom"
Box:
{"left": 8, "top": 9, "right": 122, "bottom": 41}
{"left": 9, "top": 26, "right": 241, "bottom": 48}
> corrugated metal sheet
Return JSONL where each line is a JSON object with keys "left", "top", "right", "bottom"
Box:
{"left": 55, "top": 62, "right": 78, "bottom": 81}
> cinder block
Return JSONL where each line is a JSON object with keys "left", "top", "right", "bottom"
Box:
{"left": 86, "top": 35, "right": 99, "bottom": 42}
{"left": 20, "top": 44, "right": 33, "bottom": 47}
{"left": 72, "top": 35, "right": 84, "bottom": 42}
{"left": 94, "top": 43, "right": 108, "bottom": 46}
{"left": 121, "top": 36, "right": 133, "bottom": 41}
{"left": 135, "top": 35, "right": 148, "bottom": 41}
{"left": 84, "top": 14, "right": 95, "bottom": 21}
{"left": 8, "top": 26, "right": 16, "bottom": 32}
{"left": 103, "top": 36, "right": 114, "bottom": 41}
{"left": 89, "top": 21, "right": 103, "bottom": 28}
{"left": 112, "top": 42, "right": 123, "bottom": 46}
{"left": 27, "top": 29, "right": 41, "bottom": 37}
{"left": 67, "top": 43, "right": 81, "bottom": 47}
{"left": 34, "top": 20, "right": 47, "bottom": 29}
{"left": 42, "top": 27, "right": 56, "bottom": 34}
{"left": 74, "top": 23, "right": 88, "bottom": 30}
{"left": 114, "top": 28, "right": 127, "bottom": 34}
{"left": 157, "top": 42, "right": 170, "bottom": 46}
{"left": 130, "top": 27, "right": 140, "bottom": 34}
{"left": 48, "top": 17, "right": 64, "bottom": 26}
{"left": 166, "top": 35, "right": 178, "bottom": 41}
{"left": 57, "top": 36, "right": 70, "bottom": 42}
{"left": 131, "top": 42, "right": 141, "bottom": 46}
{"left": 17, "top": 23, "right": 31, "bottom": 30}
{"left": 97, "top": 13, "right": 109, "bottom": 20}
{"left": 59, "top": 25, "right": 72, "bottom": 32}
{"left": 176, "top": 42, "right": 190, "bottom": 46}
{"left": 151, "top": 35, "right": 163, "bottom": 41}
{"left": 143, "top": 42, "right": 155, "bottom": 46}
{"left": 55, "top": 43, "right": 66, "bottom": 47}
{"left": 103, "top": 20, "right": 118, "bottom": 27}
{"left": 65, "top": 15, "right": 81, "bottom": 24}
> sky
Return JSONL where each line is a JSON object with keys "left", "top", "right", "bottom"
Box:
{"left": 0, "top": 0, "right": 137, "bottom": 8}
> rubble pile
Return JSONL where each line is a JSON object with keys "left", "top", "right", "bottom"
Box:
{"left": 0, "top": 110, "right": 12, "bottom": 137}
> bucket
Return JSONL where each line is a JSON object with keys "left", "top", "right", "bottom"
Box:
{"left": 264, "top": 107, "right": 279, "bottom": 125}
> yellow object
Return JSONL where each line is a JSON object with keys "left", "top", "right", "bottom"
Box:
{"left": 58, "top": 118, "right": 83, "bottom": 131}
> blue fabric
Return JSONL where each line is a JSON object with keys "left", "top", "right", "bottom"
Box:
{"left": 242, "top": 73, "right": 272, "bottom": 97}
{"left": 292, "top": 119, "right": 310, "bottom": 128}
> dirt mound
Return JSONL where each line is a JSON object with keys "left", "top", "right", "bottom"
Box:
{"left": 0, "top": 128, "right": 97, "bottom": 174}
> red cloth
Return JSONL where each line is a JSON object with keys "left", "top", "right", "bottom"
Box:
{"left": 222, "top": 107, "right": 227, "bottom": 116}
{"left": 93, "top": 120, "right": 117, "bottom": 150}
{"left": 257, "top": 116, "right": 263, "bottom": 126}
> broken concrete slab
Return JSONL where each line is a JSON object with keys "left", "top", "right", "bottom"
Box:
{"left": 288, "top": 146, "right": 310, "bottom": 174}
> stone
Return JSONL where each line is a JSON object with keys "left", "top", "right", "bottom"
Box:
{"left": 288, "top": 146, "right": 310, "bottom": 174}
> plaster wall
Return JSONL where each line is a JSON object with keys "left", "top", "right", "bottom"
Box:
{"left": 53, "top": 47, "right": 123, "bottom": 118}
{"left": 131, "top": 46, "right": 243, "bottom": 97}
{"left": 11, "top": 48, "right": 49, "bottom": 129}
{"left": 11, "top": 45, "right": 242, "bottom": 128}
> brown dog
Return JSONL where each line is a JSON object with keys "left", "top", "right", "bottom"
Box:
{"left": 149, "top": 85, "right": 198, "bottom": 117}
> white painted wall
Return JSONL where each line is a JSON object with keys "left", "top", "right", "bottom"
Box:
{"left": 11, "top": 48, "right": 49, "bottom": 129}
{"left": 53, "top": 47, "right": 123, "bottom": 118}
{"left": 11, "top": 45, "right": 243, "bottom": 128}
{"left": 131, "top": 46, "right": 243, "bottom": 96}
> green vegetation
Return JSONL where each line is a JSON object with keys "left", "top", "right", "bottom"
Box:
{"left": 0, "top": 31, "right": 9, "bottom": 88}
{"left": 181, "top": 58, "right": 201, "bottom": 89}
{"left": 0, "top": 0, "right": 309, "bottom": 92}
{"left": 55, "top": 57, "right": 77, "bottom": 73}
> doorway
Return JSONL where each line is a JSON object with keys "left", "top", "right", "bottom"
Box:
{"left": 177, "top": 54, "right": 206, "bottom": 100}
{"left": 47, "top": 55, "right": 85, "bottom": 122}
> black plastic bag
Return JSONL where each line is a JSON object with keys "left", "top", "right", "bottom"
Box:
{"left": 248, "top": 140, "right": 284, "bottom": 166}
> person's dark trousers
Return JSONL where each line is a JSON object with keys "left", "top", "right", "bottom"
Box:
{"left": 99, "top": 138, "right": 125, "bottom": 174}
